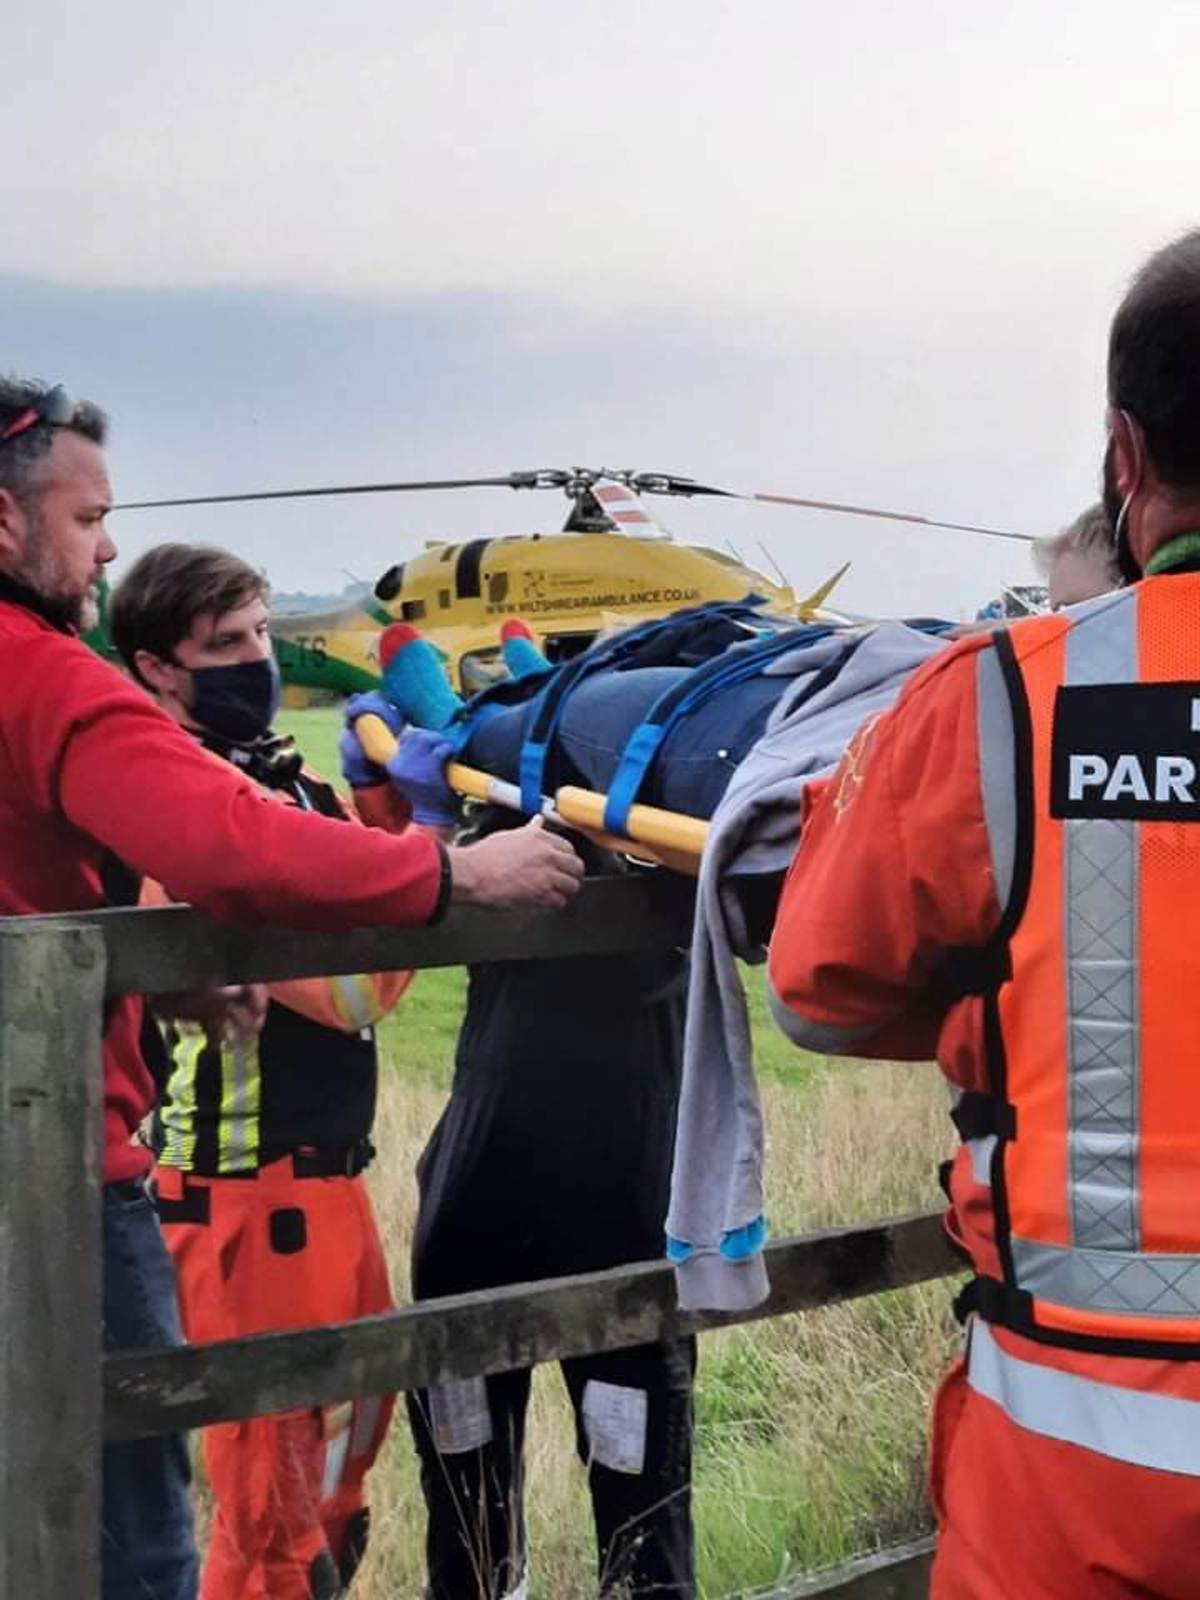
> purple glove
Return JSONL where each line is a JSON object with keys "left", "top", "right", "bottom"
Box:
{"left": 339, "top": 690, "right": 405, "bottom": 789}
{"left": 386, "top": 729, "right": 457, "bottom": 826}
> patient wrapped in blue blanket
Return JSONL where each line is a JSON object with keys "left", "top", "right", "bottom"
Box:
{"left": 362, "top": 601, "right": 954, "bottom": 1313}
{"left": 373, "top": 602, "right": 881, "bottom": 828}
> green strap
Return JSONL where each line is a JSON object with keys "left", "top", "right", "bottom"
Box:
{"left": 1145, "top": 531, "right": 1200, "bottom": 575}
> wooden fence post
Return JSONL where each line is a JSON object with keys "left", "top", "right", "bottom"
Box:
{"left": 0, "top": 923, "right": 106, "bottom": 1600}
{"left": 775, "top": 1536, "right": 935, "bottom": 1597}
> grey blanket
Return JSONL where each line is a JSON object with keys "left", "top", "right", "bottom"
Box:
{"left": 665, "top": 623, "right": 947, "bottom": 1310}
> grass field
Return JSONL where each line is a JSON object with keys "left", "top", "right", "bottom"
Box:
{"left": 273, "top": 708, "right": 960, "bottom": 1598}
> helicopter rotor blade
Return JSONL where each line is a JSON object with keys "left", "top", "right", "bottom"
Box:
{"left": 113, "top": 471, "right": 566, "bottom": 512}
{"left": 749, "top": 490, "right": 1032, "bottom": 543}
{"left": 631, "top": 472, "right": 1030, "bottom": 543}
{"left": 631, "top": 472, "right": 734, "bottom": 499}
{"left": 114, "top": 461, "right": 1031, "bottom": 545}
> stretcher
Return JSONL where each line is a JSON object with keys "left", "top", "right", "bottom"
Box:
{"left": 353, "top": 711, "right": 709, "bottom": 876}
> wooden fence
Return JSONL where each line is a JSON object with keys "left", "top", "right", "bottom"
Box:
{"left": 0, "top": 876, "right": 956, "bottom": 1598}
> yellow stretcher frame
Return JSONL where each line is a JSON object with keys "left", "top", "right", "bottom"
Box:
{"left": 354, "top": 712, "right": 708, "bottom": 876}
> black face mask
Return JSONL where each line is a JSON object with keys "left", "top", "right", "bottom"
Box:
{"left": 188, "top": 657, "right": 281, "bottom": 743}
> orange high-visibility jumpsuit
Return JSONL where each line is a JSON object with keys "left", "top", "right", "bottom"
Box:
{"left": 158, "top": 1157, "right": 396, "bottom": 1600}
{"left": 151, "top": 758, "right": 412, "bottom": 1600}
{"left": 769, "top": 573, "right": 1200, "bottom": 1598}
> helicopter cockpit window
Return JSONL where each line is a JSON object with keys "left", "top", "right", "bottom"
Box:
{"left": 545, "top": 632, "right": 597, "bottom": 664}
{"left": 455, "top": 540, "right": 489, "bottom": 599}
{"left": 460, "top": 648, "right": 506, "bottom": 696}
{"left": 374, "top": 563, "right": 405, "bottom": 601}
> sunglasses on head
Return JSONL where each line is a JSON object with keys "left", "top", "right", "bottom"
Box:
{"left": 0, "top": 385, "right": 77, "bottom": 447}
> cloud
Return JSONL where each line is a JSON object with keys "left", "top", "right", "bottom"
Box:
{"left": 9, "top": 0, "right": 1196, "bottom": 612}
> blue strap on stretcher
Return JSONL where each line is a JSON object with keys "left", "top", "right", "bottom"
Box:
{"left": 516, "top": 600, "right": 770, "bottom": 814}
{"left": 445, "top": 698, "right": 507, "bottom": 756}
{"left": 600, "top": 624, "right": 837, "bottom": 835}
{"left": 518, "top": 653, "right": 603, "bottom": 814}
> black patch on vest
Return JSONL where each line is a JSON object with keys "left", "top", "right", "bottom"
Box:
{"left": 1051, "top": 682, "right": 1200, "bottom": 820}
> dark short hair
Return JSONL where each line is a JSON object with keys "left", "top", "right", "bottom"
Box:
{"left": 110, "top": 544, "right": 269, "bottom": 685}
{"left": 0, "top": 375, "right": 108, "bottom": 509}
{"left": 1109, "top": 229, "right": 1200, "bottom": 487}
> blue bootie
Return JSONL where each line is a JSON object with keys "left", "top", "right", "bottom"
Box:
{"left": 379, "top": 623, "right": 463, "bottom": 731}
{"left": 500, "top": 618, "right": 551, "bottom": 680}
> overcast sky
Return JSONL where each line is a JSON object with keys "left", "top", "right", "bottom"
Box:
{"left": 5, "top": 0, "right": 1200, "bottom": 616}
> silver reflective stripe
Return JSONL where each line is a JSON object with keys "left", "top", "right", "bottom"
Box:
{"left": 967, "top": 1135, "right": 995, "bottom": 1187}
{"left": 218, "top": 1036, "right": 261, "bottom": 1174}
{"left": 1062, "top": 591, "right": 1140, "bottom": 1254}
{"left": 949, "top": 1087, "right": 995, "bottom": 1187}
{"left": 976, "top": 646, "right": 1016, "bottom": 912}
{"left": 766, "top": 983, "right": 880, "bottom": 1054}
{"left": 968, "top": 1318, "right": 1200, "bottom": 1476}
{"left": 321, "top": 1425, "right": 351, "bottom": 1502}
{"left": 1011, "top": 1234, "right": 1200, "bottom": 1317}
{"left": 332, "top": 974, "right": 376, "bottom": 1032}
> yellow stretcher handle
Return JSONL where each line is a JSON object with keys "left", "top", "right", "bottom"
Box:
{"left": 355, "top": 712, "right": 399, "bottom": 767}
{"left": 444, "top": 763, "right": 496, "bottom": 805}
{"left": 555, "top": 786, "right": 709, "bottom": 860}
{"left": 352, "top": 713, "right": 706, "bottom": 874}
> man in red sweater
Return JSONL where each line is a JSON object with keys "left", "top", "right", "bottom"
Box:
{"left": 0, "top": 375, "right": 583, "bottom": 1600}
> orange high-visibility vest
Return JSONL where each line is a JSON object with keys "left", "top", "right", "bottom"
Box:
{"left": 967, "top": 577, "right": 1200, "bottom": 1349}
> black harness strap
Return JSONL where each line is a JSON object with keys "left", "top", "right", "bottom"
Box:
{"left": 950, "top": 1092, "right": 1017, "bottom": 1142}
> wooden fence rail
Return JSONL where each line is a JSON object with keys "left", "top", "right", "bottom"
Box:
{"left": 106, "top": 1211, "right": 955, "bottom": 1439}
{"left": 0, "top": 878, "right": 957, "bottom": 1599}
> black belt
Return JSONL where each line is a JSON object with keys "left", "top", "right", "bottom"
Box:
{"left": 155, "top": 1139, "right": 376, "bottom": 1225}
{"left": 290, "top": 1138, "right": 376, "bottom": 1179}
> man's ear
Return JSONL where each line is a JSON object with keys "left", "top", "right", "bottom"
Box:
{"left": 1108, "top": 406, "right": 1147, "bottom": 497}
{"left": 133, "top": 649, "right": 176, "bottom": 698}
{"left": 0, "top": 488, "right": 29, "bottom": 564}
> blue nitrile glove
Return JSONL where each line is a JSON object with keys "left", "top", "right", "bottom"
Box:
{"left": 386, "top": 728, "right": 458, "bottom": 825}
{"left": 339, "top": 690, "right": 405, "bottom": 789}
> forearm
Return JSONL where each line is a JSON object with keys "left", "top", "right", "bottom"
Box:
{"left": 61, "top": 721, "right": 445, "bottom": 928}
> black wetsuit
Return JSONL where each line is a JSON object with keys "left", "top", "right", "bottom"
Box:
{"left": 407, "top": 837, "right": 695, "bottom": 1599}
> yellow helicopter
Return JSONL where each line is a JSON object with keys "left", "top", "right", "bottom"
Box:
{"left": 119, "top": 465, "right": 1019, "bottom": 698}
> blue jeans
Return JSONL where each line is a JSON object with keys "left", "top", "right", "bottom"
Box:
{"left": 101, "top": 1180, "right": 199, "bottom": 1600}
{"left": 465, "top": 667, "right": 783, "bottom": 820}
